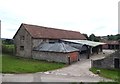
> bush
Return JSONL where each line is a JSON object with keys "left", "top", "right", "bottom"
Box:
{"left": 2, "top": 44, "right": 15, "bottom": 54}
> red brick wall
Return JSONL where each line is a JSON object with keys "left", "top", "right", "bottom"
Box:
{"left": 69, "top": 52, "right": 78, "bottom": 62}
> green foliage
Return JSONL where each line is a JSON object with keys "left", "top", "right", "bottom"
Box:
{"left": 1, "top": 54, "right": 65, "bottom": 73}
{"left": 107, "top": 34, "right": 120, "bottom": 41}
{"left": 82, "top": 33, "right": 89, "bottom": 40}
{"left": 89, "top": 34, "right": 100, "bottom": 42}
{"left": 88, "top": 34, "right": 120, "bottom": 41}
{"left": 2, "top": 39, "right": 13, "bottom": 45}
{"left": 89, "top": 34, "right": 95, "bottom": 41}
{"left": 0, "top": 55, "right": 2, "bottom": 73}
{"left": 2, "top": 44, "right": 15, "bottom": 54}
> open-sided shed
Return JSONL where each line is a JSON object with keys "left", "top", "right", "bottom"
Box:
{"left": 62, "top": 40, "right": 106, "bottom": 59}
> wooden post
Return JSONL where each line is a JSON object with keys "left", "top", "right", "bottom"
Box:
{"left": 114, "top": 45, "right": 116, "bottom": 50}
{"left": 96, "top": 46, "right": 99, "bottom": 54}
{"left": 68, "top": 56, "right": 71, "bottom": 65}
{"left": 119, "top": 40, "right": 120, "bottom": 50}
{"left": 78, "top": 52, "right": 80, "bottom": 61}
{"left": 101, "top": 45, "right": 103, "bottom": 52}
{"left": 87, "top": 48, "right": 90, "bottom": 59}
{"left": 78, "top": 55, "right": 80, "bottom": 61}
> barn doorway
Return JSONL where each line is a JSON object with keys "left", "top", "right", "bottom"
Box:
{"left": 114, "top": 58, "right": 119, "bottom": 68}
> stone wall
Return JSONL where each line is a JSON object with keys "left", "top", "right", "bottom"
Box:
{"left": 32, "top": 39, "right": 49, "bottom": 48}
{"left": 32, "top": 51, "right": 69, "bottom": 63}
{"left": 92, "top": 50, "right": 120, "bottom": 69}
{"left": 14, "top": 26, "right": 32, "bottom": 58}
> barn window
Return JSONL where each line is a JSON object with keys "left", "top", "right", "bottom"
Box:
{"left": 20, "top": 46, "right": 24, "bottom": 50}
{"left": 20, "top": 36, "right": 25, "bottom": 40}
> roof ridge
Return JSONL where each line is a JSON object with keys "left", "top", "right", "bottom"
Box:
{"left": 61, "top": 43, "right": 67, "bottom": 53}
{"left": 22, "top": 23, "right": 81, "bottom": 33}
{"left": 14, "top": 23, "right": 86, "bottom": 40}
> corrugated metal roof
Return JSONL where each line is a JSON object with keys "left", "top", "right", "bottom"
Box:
{"left": 63, "top": 41, "right": 87, "bottom": 51}
{"left": 33, "top": 43, "right": 79, "bottom": 53}
{"left": 63, "top": 40, "right": 106, "bottom": 47}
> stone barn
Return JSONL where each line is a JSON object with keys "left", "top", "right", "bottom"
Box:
{"left": 32, "top": 43, "right": 79, "bottom": 64}
{"left": 92, "top": 50, "right": 120, "bottom": 69}
{"left": 13, "top": 23, "right": 86, "bottom": 63}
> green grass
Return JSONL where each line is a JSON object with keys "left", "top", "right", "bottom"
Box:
{"left": 1, "top": 54, "right": 65, "bottom": 73}
{"left": 90, "top": 67, "right": 120, "bottom": 82}
{"left": 96, "top": 82, "right": 119, "bottom": 84}
{"left": 0, "top": 55, "right": 2, "bottom": 73}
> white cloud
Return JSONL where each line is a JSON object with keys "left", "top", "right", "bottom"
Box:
{"left": 0, "top": 0, "right": 119, "bottom": 38}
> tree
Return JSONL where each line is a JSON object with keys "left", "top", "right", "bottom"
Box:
{"left": 116, "top": 34, "right": 120, "bottom": 40}
{"left": 107, "top": 35, "right": 118, "bottom": 40}
{"left": 88, "top": 34, "right": 100, "bottom": 42}
{"left": 89, "top": 34, "right": 96, "bottom": 41}
{"left": 82, "top": 33, "right": 89, "bottom": 40}
{"left": 2, "top": 39, "right": 13, "bottom": 45}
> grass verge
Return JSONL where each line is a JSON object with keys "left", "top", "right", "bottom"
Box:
{"left": 1, "top": 54, "right": 65, "bottom": 73}
{"left": 90, "top": 67, "right": 120, "bottom": 83}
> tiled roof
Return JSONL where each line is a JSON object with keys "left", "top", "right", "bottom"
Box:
{"left": 22, "top": 23, "right": 86, "bottom": 40}
{"left": 103, "top": 41, "right": 119, "bottom": 45}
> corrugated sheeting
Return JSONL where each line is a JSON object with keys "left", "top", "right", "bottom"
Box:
{"left": 33, "top": 43, "right": 79, "bottom": 53}
{"left": 67, "top": 43, "right": 87, "bottom": 51}
{"left": 63, "top": 40, "right": 106, "bottom": 47}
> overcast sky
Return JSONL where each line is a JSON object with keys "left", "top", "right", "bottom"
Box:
{"left": 0, "top": 0, "right": 119, "bottom": 39}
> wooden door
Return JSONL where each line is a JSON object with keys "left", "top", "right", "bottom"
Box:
{"left": 114, "top": 58, "right": 119, "bottom": 68}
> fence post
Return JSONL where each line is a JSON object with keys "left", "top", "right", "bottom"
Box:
{"left": 68, "top": 56, "right": 71, "bottom": 65}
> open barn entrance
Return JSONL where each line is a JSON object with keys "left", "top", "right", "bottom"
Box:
{"left": 114, "top": 58, "right": 119, "bottom": 68}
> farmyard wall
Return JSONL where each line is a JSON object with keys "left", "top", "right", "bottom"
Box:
{"left": 32, "top": 51, "right": 69, "bottom": 63}
{"left": 92, "top": 50, "right": 120, "bottom": 69}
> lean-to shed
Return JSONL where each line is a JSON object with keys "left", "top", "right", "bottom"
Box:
{"left": 32, "top": 43, "right": 79, "bottom": 64}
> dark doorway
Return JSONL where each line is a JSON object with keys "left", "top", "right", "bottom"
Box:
{"left": 114, "top": 58, "right": 119, "bottom": 68}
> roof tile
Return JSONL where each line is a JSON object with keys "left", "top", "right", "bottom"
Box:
{"left": 22, "top": 23, "right": 86, "bottom": 40}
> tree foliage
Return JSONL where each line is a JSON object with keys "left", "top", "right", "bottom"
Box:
{"left": 107, "top": 34, "right": 120, "bottom": 40}
{"left": 82, "top": 33, "right": 89, "bottom": 40}
{"left": 2, "top": 39, "right": 13, "bottom": 45}
{"left": 88, "top": 34, "right": 100, "bottom": 42}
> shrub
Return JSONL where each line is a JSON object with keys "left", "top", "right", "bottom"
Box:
{"left": 2, "top": 44, "right": 15, "bottom": 54}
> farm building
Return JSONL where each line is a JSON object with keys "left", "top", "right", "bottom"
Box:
{"left": 102, "top": 40, "right": 120, "bottom": 50}
{"left": 13, "top": 23, "right": 86, "bottom": 63}
{"left": 13, "top": 23, "right": 106, "bottom": 63}
{"left": 62, "top": 40, "right": 106, "bottom": 59}
{"left": 32, "top": 43, "right": 79, "bottom": 64}
{"left": 92, "top": 50, "right": 120, "bottom": 69}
